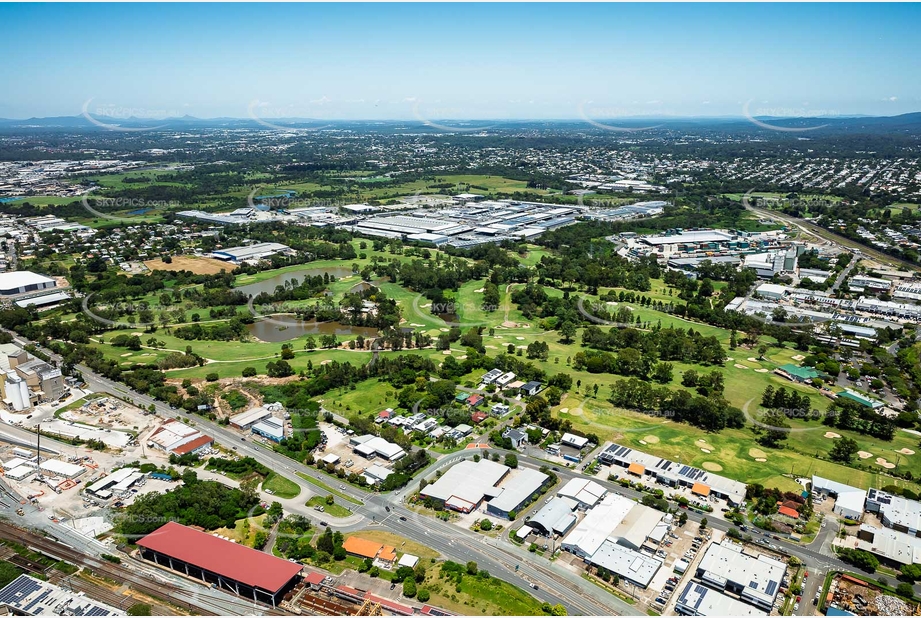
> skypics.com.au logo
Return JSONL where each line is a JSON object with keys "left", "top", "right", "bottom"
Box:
{"left": 81, "top": 196, "right": 179, "bottom": 223}
{"left": 81, "top": 99, "right": 182, "bottom": 132}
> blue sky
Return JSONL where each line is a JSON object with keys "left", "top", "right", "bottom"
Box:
{"left": 1, "top": 3, "right": 918, "bottom": 120}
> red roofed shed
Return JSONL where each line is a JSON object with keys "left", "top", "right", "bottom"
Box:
{"left": 136, "top": 521, "right": 302, "bottom": 606}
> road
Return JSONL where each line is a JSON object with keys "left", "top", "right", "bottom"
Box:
{"left": 742, "top": 200, "right": 920, "bottom": 274}
{"left": 10, "top": 329, "right": 920, "bottom": 613}
{"left": 72, "top": 363, "right": 626, "bottom": 616}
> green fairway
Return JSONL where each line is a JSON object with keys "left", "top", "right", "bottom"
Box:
{"left": 555, "top": 393, "right": 921, "bottom": 494}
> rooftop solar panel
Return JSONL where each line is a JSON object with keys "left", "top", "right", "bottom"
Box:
{"left": 766, "top": 581, "right": 778, "bottom": 596}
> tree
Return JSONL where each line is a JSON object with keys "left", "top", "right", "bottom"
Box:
{"left": 551, "top": 604, "right": 567, "bottom": 616}
{"left": 504, "top": 453, "right": 518, "bottom": 469}
{"left": 652, "top": 362, "right": 674, "bottom": 384}
{"left": 758, "top": 410, "right": 789, "bottom": 448}
{"left": 560, "top": 321, "right": 577, "bottom": 344}
{"left": 242, "top": 366, "right": 257, "bottom": 377}
{"left": 900, "top": 563, "right": 921, "bottom": 582}
{"left": 326, "top": 495, "right": 335, "bottom": 505}
{"left": 678, "top": 512, "right": 688, "bottom": 527}
{"left": 479, "top": 519, "right": 493, "bottom": 531}
{"left": 699, "top": 517, "right": 708, "bottom": 530}
{"left": 466, "top": 561, "right": 478, "bottom": 575}
{"left": 402, "top": 578, "right": 417, "bottom": 598}
{"left": 205, "top": 372, "right": 219, "bottom": 382}
{"left": 829, "top": 437, "right": 860, "bottom": 463}
{"left": 417, "top": 589, "right": 430, "bottom": 603}
{"left": 896, "top": 582, "right": 915, "bottom": 599}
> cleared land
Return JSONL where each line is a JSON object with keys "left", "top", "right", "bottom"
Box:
{"left": 144, "top": 256, "right": 233, "bottom": 275}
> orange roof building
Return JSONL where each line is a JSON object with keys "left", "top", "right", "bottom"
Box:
{"left": 379, "top": 545, "right": 397, "bottom": 564}
{"left": 778, "top": 506, "right": 800, "bottom": 519}
{"left": 627, "top": 462, "right": 645, "bottom": 476}
{"left": 342, "top": 537, "right": 382, "bottom": 560}
{"left": 691, "top": 482, "right": 711, "bottom": 497}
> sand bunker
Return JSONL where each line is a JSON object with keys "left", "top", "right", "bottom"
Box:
{"left": 410, "top": 323, "right": 425, "bottom": 327}
{"left": 749, "top": 448, "right": 767, "bottom": 459}
{"left": 734, "top": 364, "right": 749, "bottom": 369}
{"left": 700, "top": 448, "right": 711, "bottom": 454}
{"left": 755, "top": 458, "right": 767, "bottom": 462}
{"left": 421, "top": 303, "right": 432, "bottom": 309}
{"left": 501, "top": 321, "right": 518, "bottom": 328}
{"left": 439, "top": 328, "right": 449, "bottom": 332}
{"left": 824, "top": 432, "right": 841, "bottom": 439}
{"left": 474, "top": 288, "right": 484, "bottom": 293}
{"left": 696, "top": 439, "right": 715, "bottom": 450}
{"left": 442, "top": 350, "right": 452, "bottom": 355}
{"left": 747, "top": 357, "right": 759, "bottom": 362}
{"left": 876, "top": 457, "right": 896, "bottom": 469}
{"left": 639, "top": 440, "right": 647, "bottom": 445}
{"left": 559, "top": 408, "right": 569, "bottom": 414}
{"left": 755, "top": 368, "right": 770, "bottom": 373}
{"left": 858, "top": 451, "right": 874, "bottom": 459}
{"left": 702, "top": 462, "right": 722, "bottom": 471}
{"left": 515, "top": 336, "right": 525, "bottom": 340}
{"left": 643, "top": 435, "right": 661, "bottom": 444}
{"left": 792, "top": 354, "right": 806, "bottom": 361}
{"left": 320, "top": 359, "right": 332, "bottom": 365}
{"left": 898, "top": 448, "right": 915, "bottom": 455}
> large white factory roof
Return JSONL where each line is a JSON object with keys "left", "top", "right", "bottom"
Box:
{"left": 557, "top": 477, "right": 607, "bottom": 508}
{"left": 696, "top": 542, "right": 785, "bottom": 609}
{"left": 587, "top": 540, "right": 662, "bottom": 588}
{"left": 675, "top": 581, "right": 766, "bottom": 617}
{"left": 422, "top": 459, "right": 508, "bottom": 510}
{"left": 641, "top": 230, "right": 734, "bottom": 246}
{"left": 0, "top": 271, "right": 55, "bottom": 290}
{"left": 561, "top": 493, "right": 635, "bottom": 557}
{"left": 487, "top": 467, "right": 549, "bottom": 514}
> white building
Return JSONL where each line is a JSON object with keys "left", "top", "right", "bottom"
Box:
{"left": 560, "top": 433, "right": 589, "bottom": 450}
{"left": 695, "top": 542, "right": 786, "bottom": 612}
{"left": 352, "top": 435, "right": 406, "bottom": 461}
{"left": 812, "top": 476, "right": 866, "bottom": 521}
{"left": 557, "top": 477, "right": 607, "bottom": 510}
{"left": 561, "top": 493, "right": 663, "bottom": 557}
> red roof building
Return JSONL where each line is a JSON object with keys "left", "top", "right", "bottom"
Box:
{"left": 304, "top": 572, "right": 326, "bottom": 587}
{"left": 778, "top": 505, "right": 800, "bottom": 519}
{"left": 136, "top": 521, "right": 302, "bottom": 605}
{"left": 471, "top": 411, "right": 488, "bottom": 424}
{"left": 171, "top": 434, "right": 214, "bottom": 456}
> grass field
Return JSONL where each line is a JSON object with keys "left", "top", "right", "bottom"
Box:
{"left": 306, "top": 496, "right": 352, "bottom": 518}
{"left": 343, "top": 530, "right": 440, "bottom": 561}
{"left": 262, "top": 473, "right": 301, "bottom": 499}
{"left": 295, "top": 472, "right": 364, "bottom": 505}
{"left": 213, "top": 514, "right": 267, "bottom": 547}
{"left": 144, "top": 256, "right": 233, "bottom": 275}
{"left": 420, "top": 562, "right": 548, "bottom": 616}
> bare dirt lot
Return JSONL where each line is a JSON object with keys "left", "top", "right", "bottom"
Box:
{"left": 144, "top": 255, "right": 233, "bottom": 275}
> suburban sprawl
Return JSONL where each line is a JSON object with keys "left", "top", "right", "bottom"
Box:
{"left": 0, "top": 115, "right": 920, "bottom": 618}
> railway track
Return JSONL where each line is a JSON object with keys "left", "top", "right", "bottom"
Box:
{"left": 0, "top": 523, "right": 213, "bottom": 615}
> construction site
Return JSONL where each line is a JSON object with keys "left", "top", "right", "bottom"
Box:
{"left": 824, "top": 573, "right": 920, "bottom": 616}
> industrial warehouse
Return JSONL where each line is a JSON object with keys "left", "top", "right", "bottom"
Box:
{"left": 136, "top": 522, "right": 303, "bottom": 606}
{"left": 599, "top": 443, "right": 748, "bottom": 505}
{"left": 419, "top": 459, "right": 549, "bottom": 518}
{"left": 211, "top": 242, "right": 293, "bottom": 264}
